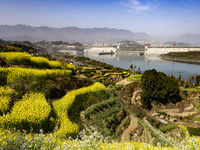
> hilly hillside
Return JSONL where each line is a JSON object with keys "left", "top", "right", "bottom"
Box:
{"left": 0, "top": 43, "right": 200, "bottom": 149}
{"left": 0, "top": 24, "right": 151, "bottom": 43}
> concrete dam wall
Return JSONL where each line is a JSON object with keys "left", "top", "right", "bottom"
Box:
{"left": 118, "top": 45, "right": 145, "bottom": 53}
{"left": 82, "top": 46, "right": 200, "bottom": 54}
{"left": 145, "top": 46, "right": 200, "bottom": 54}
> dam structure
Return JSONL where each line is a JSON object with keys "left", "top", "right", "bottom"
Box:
{"left": 145, "top": 46, "right": 200, "bottom": 54}
{"left": 83, "top": 45, "right": 200, "bottom": 54}
{"left": 117, "top": 44, "right": 145, "bottom": 53}
{"left": 84, "top": 46, "right": 118, "bottom": 53}
{"left": 83, "top": 45, "right": 145, "bottom": 54}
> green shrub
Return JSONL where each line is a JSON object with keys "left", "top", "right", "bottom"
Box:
{"left": 188, "top": 127, "right": 200, "bottom": 136}
{"left": 160, "top": 125, "right": 176, "bottom": 133}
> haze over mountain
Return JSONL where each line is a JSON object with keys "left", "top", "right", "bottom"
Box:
{"left": 167, "top": 34, "right": 200, "bottom": 46}
{"left": 1, "top": 24, "right": 200, "bottom": 45}
{"left": 0, "top": 24, "right": 151, "bottom": 44}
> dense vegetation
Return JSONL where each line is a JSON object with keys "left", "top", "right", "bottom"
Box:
{"left": 141, "top": 69, "right": 180, "bottom": 108}
{"left": 0, "top": 43, "right": 37, "bottom": 53}
{"left": 175, "top": 73, "right": 200, "bottom": 88}
{"left": 161, "top": 51, "right": 200, "bottom": 60}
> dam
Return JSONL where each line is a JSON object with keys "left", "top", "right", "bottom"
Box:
{"left": 145, "top": 46, "right": 200, "bottom": 54}
{"left": 84, "top": 46, "right": 118, "bottom": 53}
{"left": 83, "top": 45, "right": 200, "bottom": 54}
{"left": 84, "top": 45, "right": 145, "bottom": 53}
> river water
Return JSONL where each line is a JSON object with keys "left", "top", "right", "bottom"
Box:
{"left": 76, "top": 52, "right": 200, "bottom": 79}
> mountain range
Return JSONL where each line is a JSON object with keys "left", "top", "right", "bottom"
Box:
{"left": 0, "top": 24, "right": 150, "bottom": 44}
{"left": 0, "top": 24, "right": 199, "bottom": 45}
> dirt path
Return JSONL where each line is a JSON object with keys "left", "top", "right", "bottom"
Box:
{"left": 131, "top": 89, "right": 142, "bottom": 104}
{"left": 148, "top": 131, "right": 152, "bottom": 145}
{"left": 144, "top": 131, "right": 148, "bottom": 144}
{"left": 116, "top": 79, "right": 134, "bottom": 86}
{"left": 122, "top": 115, "right": 138, "bottom": 142}
{"left": 159, "top": 103, "right": 199, "bottom": 117}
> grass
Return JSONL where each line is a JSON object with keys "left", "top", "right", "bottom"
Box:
{"left": 196, "top": 105, "right": 200, "bottom": 109}
{"left": 180, "top": 86, "right": 200, "bottom": 91}
{"left": 194, "top": 104, "right": 200, "bottom": 121}
{"left": 160, "top": 125, "right": 177, "bottom": 133}
{"left": 128, "top": 74, "right": 142, "bottom": 81}
{"left": 194, "top": 118, "right": 200, "bottom": 121}
{"left": 162, "top": 51, "right": 200, "bottom": 60}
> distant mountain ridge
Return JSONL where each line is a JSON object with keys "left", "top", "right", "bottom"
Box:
{"left": 0, "top": 24, "right": 150, "bottom": 43}
{"left": 167, "top": 33, "right": 200, "bottom": 46}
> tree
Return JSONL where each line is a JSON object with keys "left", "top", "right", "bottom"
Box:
{"left": 130, "top": 64, "right": 133, "bottom": 71}
{"left": 130, "top": 64, "right": 136, "bottom": 74}
{"left": 141, "top": 69, "right": 180, "bottom": 109}
{"left": 195, "top": 75, "right": 200, "bottom": 86}
{"left": 166, "top": 76, "right": 180, "bottom": 103}
{"left": 137, "top": 67, "right": 141, "bottom": 74}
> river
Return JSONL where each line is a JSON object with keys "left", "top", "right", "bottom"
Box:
{"left": 76, "top": 52, "right": 200, "bottom": 79}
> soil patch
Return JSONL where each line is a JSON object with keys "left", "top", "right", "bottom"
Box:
{"left": 116, "top": 79, "right": 134, "bottom": 86}
{"left": 122, "top": 115, "right": 138, "bottom": 142}
{"left": 131, "top": 89, "right": 142, "bottom": 104}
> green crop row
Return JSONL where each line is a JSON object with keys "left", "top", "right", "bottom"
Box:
{"left": 84, "top": 96, "right": 121, "bottom": 138}
{"left": 84, "top": 97, "right": 116, "bottom": 117}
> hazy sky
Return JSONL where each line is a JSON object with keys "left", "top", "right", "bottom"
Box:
{"left": 0, "top": 0, "right": 200, "bottom": 37}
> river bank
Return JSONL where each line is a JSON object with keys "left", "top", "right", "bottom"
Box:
{"left": 160, "top": 51, "right": 200, "bottom": 64}
{"left": 160, "top": 55, "right": 200, "bottom": 64}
